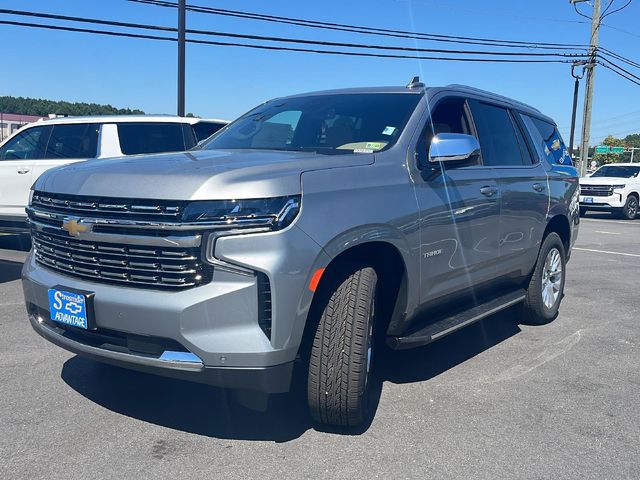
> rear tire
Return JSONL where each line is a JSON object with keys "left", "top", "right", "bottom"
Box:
{"left": 521, "top": 232, "right": 566, "bottom": 325}
{"left": 620, "top": 195, "right": 638, "bottom": 220}
{"left": 307, "top": 267, "right": 377, "bottom": 427}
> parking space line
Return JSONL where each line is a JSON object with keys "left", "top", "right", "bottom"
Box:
{"left": 594, "top": 230, "right": 621, "bottom": 235}
{"left": 573, "top": 247, "right": 640, "bottom": 258}
{"left": 582, "top": 218, "right": 640, "bottom": 226}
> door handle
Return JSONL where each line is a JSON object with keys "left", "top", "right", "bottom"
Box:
{"left": 480, "top": 186, "right": 498, "bottom": 197}
{"left": 532, "top": 183, "right": 545, "bottom": 192}
{"left": 17, "top": 167, "right": 30, "bottom": 174}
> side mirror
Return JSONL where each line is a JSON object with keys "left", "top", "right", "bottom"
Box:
{"left": 428, "top": 133, "right": 480, "bottom": 164}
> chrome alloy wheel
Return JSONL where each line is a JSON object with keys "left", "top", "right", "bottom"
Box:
{"left": 627, "top": 196, "right": 638, "bottom": 218}
{"left": 542, "top": 247, "right": 563, "bottom": 310}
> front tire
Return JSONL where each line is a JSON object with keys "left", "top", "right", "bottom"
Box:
{"left": 620, "top": 195, "right": 639, "bottom": 220}
{"left": 521, "top": 232, "right": 566, "bottom": 325}
{"left": 579, "top": 206, "right": 587, "bottom": 217}
{"left": 307, "top": 267, "right": 377, "bottom": 427}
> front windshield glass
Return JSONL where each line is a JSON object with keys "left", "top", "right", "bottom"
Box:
{"left": 591, "top": 165, "right": 640, "bottom": 178}
{"left": 200, "top": 93, "right": 421, "bottom": 155}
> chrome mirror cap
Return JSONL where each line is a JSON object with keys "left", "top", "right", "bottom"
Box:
{"left": 429, "top": 133, "right": 480, "bottom": 163}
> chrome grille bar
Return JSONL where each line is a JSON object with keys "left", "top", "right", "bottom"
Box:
{"left": 32, "top": 230, "right": 210, "bottom": 290}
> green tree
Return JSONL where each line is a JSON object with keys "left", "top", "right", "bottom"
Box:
{"left": 624, "top": 133, "right": 640, "bottom": 149}
{"left": 0, "top": 96, "right": 144, "bottom": 116}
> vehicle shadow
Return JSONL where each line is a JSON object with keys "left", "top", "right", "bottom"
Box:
{"left": 61, "top": 307, "right": 522, "bottom": 441}
{"left": 379, "top": 307, "right": 521, "bottom": 385}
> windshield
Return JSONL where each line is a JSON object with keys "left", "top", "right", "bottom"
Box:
{"left": 591, "top": 165, "right": 640, "bottom": 178}
{"left": 200, "top": 93, "right": 420, "bottom": 155}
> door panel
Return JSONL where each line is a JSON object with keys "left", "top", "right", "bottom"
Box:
{"left": 0, "top": 126, "right": 50, "bottom": 218}
{"left": 0, "top": 160, "right": 36, "bottom": 217}
{"left": 495, "top": 163, "right": 549, "bottom": 277}
{"left": 416, "top": 166, "right": 500, "bottom": 303}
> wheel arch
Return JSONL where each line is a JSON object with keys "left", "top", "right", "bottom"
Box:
{"left": 543, "top": 214, "right": 571, "bottom": 253}
{"left": 297, "top": 237, "right": 411, "bottom": 360}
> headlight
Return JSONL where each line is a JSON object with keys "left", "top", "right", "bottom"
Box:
{"left": 612, "top": 184, "right": 626, "bottom": 189}
{"left": 182, "top": 195, "right": 300, "bottom": 230}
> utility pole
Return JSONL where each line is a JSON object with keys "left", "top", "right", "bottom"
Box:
{"left": 575, "top": 0, "right": 601, "bottom": 177}
{"left": 177, "top": 0, "right": 186, "bottom": 117}
{"left": 569, "top": 61, "right": 586, "bottom": 159}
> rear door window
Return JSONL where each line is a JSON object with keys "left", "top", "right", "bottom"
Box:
{"left": 469, "top": 101, "right": 525, "bottom": 166}
{"left": 117, "top": 122, "right": 186, "bottom": 155}
{"left": 192, "top": 122, "right": 226, "bottom": 143}
{"left": 0, "top": 126, "right": 49, "bottom": 160}
{"left": 521, "top": 115, "right": 572, "bottom": 166}
{"left": 43, "top": 124, "right": 99, "bottom": 159}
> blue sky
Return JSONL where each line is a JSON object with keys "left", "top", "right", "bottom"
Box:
{"left": 1, "top": 0, "right": 639, "bottom": 144}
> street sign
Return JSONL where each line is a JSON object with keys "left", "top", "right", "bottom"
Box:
{"left": 612, "top": 146, "right": 624, "bottom": 154}
{"left": 595, "top": 145, "right": 610, "bottom": 154}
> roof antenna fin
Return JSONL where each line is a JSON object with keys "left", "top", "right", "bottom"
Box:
{"left": 407, "top": 76, "right": 425, "bottom": 89}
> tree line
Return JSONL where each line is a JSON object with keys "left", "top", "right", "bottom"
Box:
{"left": 593, "top": 133, "right": 640, "bottom": 164}
{"left": 0, "top": 95, "right": 145, "bottom": 117}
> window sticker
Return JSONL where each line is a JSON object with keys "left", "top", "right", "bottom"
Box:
{"left": 365, "top": 142, "right": 384, "bottom": 150}
{"left": 382, "top": 126, "right": 397, "bottom": 136}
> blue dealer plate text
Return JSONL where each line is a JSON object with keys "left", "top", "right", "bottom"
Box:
{"left": 48, "top": 289, "right": 88, "bottom": 330}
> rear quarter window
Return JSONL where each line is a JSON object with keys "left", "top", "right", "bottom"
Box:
{"left": 192, "top": 122, "right": 226, "bottom": 143}
{"left": 521, "top": 114, "right": 572, "bottom": 166}
{"left": 117, "top": 122, "right": 187, "bottom": 155}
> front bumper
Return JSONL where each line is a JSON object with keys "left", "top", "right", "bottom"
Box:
{"left": 21, "top": 225, "right": 327, "bottom": 393}
{"left": 579, "top": 193, "right": 625, "bottom": 209}
{"left": 27, "top": 312, "right": 293, "bottom": 392}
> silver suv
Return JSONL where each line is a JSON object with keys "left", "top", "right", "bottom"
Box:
{"left": 22, "top": 80, "right": 580, "bottom": 427}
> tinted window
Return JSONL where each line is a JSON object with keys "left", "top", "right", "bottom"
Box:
{"left": 201, "top": 93, "right": 420, "bottom": 155}
{"left": 522, "top": 115, "right": 572, "bottom": 166}
{"left": 117, "top": 123, "right": 186, "bottom": 155}
{"left": 44, "top": 123, "right": 99, "bottom": 159}
{"left": 0, "top": 126, "right": 48, "bottom": 160}
{"left": 591, "top": 165, "right": 640, "bottom": 178}
{"left": 192, "top": 122, "right": 226, "bottom": 142}
{"left": 469, "top": 101, "right": 524, "bottom": 166}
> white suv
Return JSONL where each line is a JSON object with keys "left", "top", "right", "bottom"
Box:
{"left": 579, "top": 163, "right": 640, "bottom": 219}
{"left": 0, "top": 115, "right": 227, "bottom": 231}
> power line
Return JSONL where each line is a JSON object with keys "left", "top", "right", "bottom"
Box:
{"left": 0, "top": 19, "right": 583, "bottom": 64}
{"left": 597, "top": 60, "right": 640, "bottom": 86}
{"left": 602, "top": 23, "right": 640, "bottom": 40}
{"left": 601, "top": 0, "right": 634, "bottom": 20}
{"left": 598, "top": 54, "right": 640, "bottom": 82}
{"left": 0, "top": 9, "right": 588, "bottom": 59}
{"left": 128, "top": 0, "right": 590, "bottom": 51}
{"left": 599, "top": 47, "right": 640, "bottom": 70}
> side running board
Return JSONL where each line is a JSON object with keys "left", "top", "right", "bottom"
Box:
{"left": 387, "top": 289, "right": 526, "bottom": 350}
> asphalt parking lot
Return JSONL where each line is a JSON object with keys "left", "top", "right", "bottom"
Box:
{"left": 1, "top": 215, "right": 639, "bottom": 480}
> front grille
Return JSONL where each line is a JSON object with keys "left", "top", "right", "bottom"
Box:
{"left": 580, "top": 184, "right": 614, "bottom": 197}
{"left": 32, "top": 230, "right": 211, "bottom": 290}
{"left": 31, "top": 192, "right": 185, "bottom": 222}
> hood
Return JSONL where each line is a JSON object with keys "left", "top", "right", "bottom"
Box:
{"left": 33, "top": 149, "right": 374, "bottom": 200}
{"left": 580, "top": 175, "right": 633, "bottom": 184}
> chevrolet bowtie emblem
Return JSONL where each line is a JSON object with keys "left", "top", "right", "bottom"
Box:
{"left": 61, "top": 218, "right": 91, "bottom": 237}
